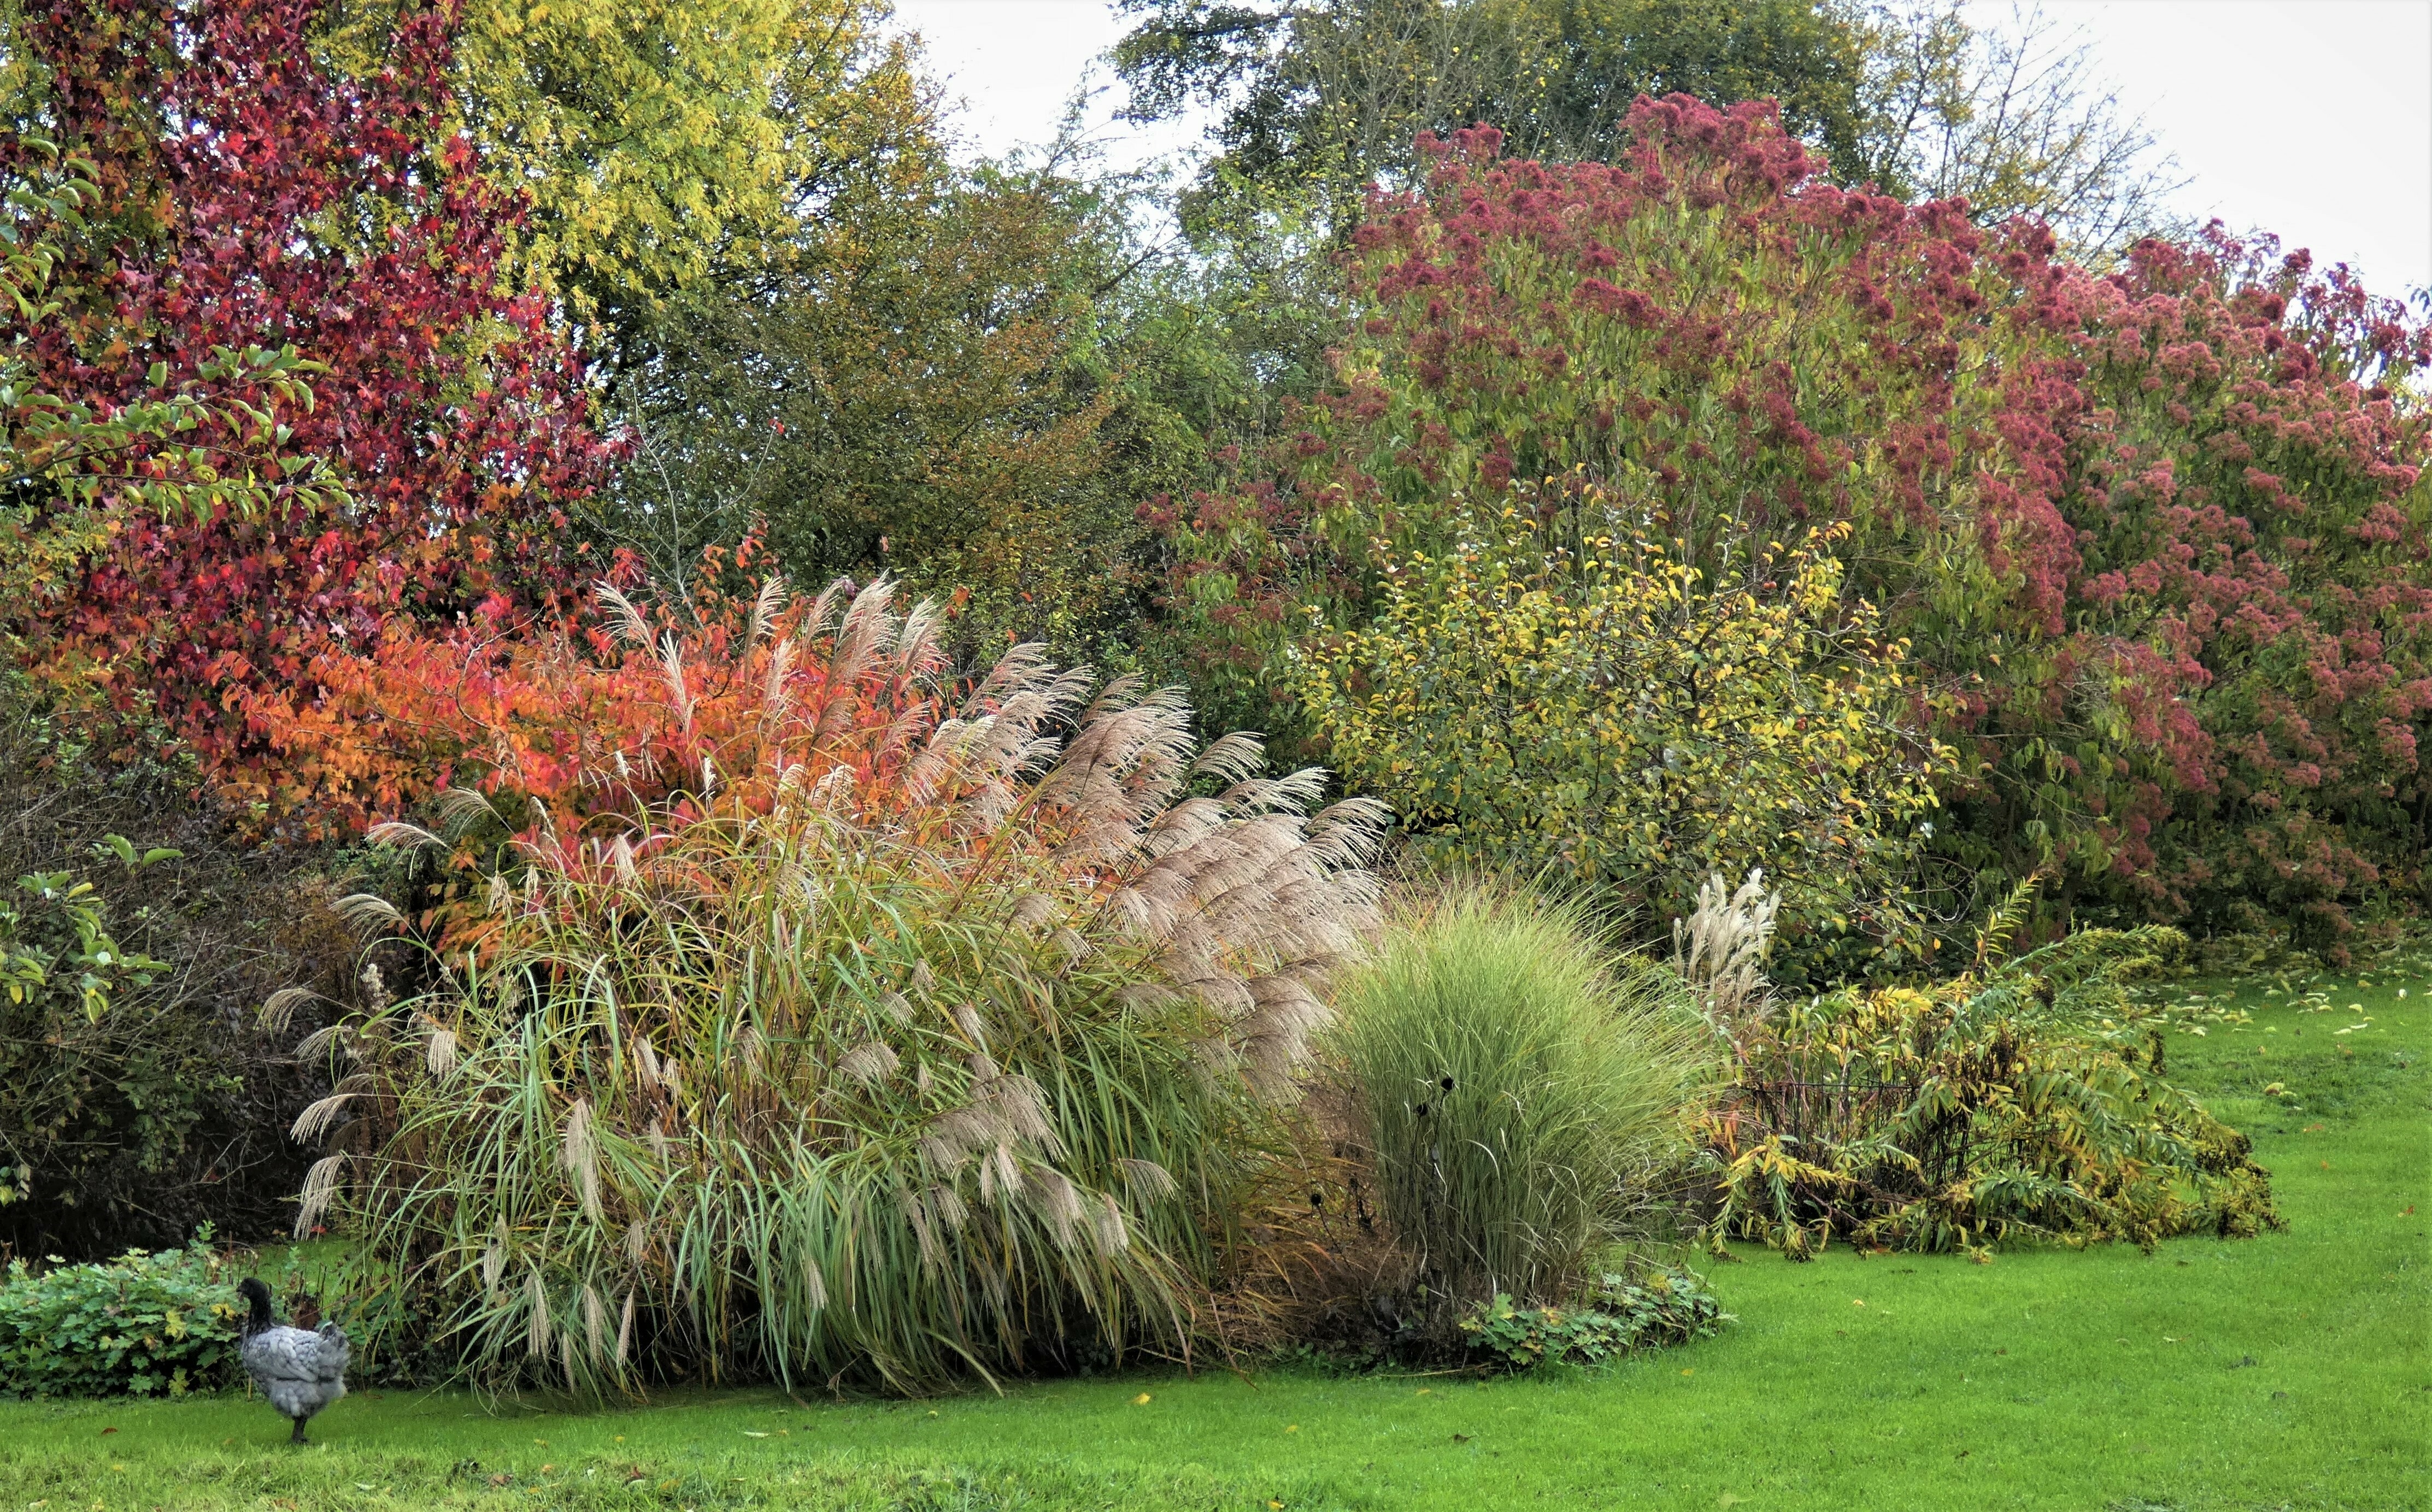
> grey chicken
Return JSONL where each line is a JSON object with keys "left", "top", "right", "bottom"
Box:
{"left": 236, "top": 1278, "right": 348, "bottom": 1445}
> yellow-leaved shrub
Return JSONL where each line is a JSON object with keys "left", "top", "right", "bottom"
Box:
{"left": 1289, "top": 500, "right": 1953, "bottom": 978}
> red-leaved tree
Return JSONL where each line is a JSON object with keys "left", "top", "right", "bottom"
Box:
{"left": 1152, "top": 100, "right": 2432, "bottom": 956}
{"left": 2, "top": 0, "right": 616, "bottom": 827}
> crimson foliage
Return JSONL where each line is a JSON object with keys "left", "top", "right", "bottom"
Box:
{"left": 1154, "top": 99, "right": 2432, "bottom": 956}
{"left": 2, "top": 0, "right": 614, "bottom": 821}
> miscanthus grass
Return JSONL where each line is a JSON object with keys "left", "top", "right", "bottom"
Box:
{"left": 283, "top": 581, "right": 1386, "bottom": 1396}
{"left": 1326, "top": 884, "right": 1714, "bottom": 1307}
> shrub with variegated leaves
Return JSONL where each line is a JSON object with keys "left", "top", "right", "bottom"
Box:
{"left": 278, "top": 579, "right": 1385, "bottom": 1394}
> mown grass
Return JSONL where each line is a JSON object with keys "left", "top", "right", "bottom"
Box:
{"left": 3, "top": 964, "right": 2423, "bottom": 1511}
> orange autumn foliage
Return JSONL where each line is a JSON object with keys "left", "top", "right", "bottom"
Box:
{"left": 235, "top": 554, "right": 951, "bottom": 843}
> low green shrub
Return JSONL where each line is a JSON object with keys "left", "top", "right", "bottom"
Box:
{"left": 0, "top": 1237, "right": 243, "bottom": 1397}
{"left": 1705, "top": 893, "right": 2283, "bottom": 1257}
{"left": 1326, "top": 884, "right": 1715, "bottom": 1306}
{"left": 1458, "top": 1266, "right": 1731, "bottom": 1370}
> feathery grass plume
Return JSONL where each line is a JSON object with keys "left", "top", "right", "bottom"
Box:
{"left": 316, "top": 583, "right": 1385, "bottom": 1396}
{"left": 289, "top": 1091, "right": 357, "bottom": 1146}
{"left": 1672, "top": 870, "right": 1780, "bottom": 1039}
{"left": 259, "top": 986, "right": 319, "bottom": 1036}
{"left": 1328, "top": 882, "right": 1716, "bottom": 1306}
{"left": 293, "top": 1153, "right": 346, "bottom": 1238}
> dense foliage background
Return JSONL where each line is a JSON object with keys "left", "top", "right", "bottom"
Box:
{"left": 1157, "top": 104, "right": 2430, "bottom": 963}
{"left": 0, "top": 0, "right": 2415, "bottom": 1398}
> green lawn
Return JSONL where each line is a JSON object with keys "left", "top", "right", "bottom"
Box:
{"left": 4, "top": 964, "right": 2424, "bottom": 1511}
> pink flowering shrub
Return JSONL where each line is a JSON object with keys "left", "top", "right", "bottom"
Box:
{"left": 1150, "top": 97, "right": 2432, "bottom": 960}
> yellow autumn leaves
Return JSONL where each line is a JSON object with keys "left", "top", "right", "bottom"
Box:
{"left": 1289, "top": 503, "right": 1953, "bottom": 929}
{"left": 322, "top": 0, "right": 927, "bottom": 334}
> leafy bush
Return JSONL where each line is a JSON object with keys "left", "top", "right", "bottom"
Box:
{"left": 0, "top": 867, "right": 197, "bottom": 1242}
{"left": 1290, "top": 508, "right": 1952, "bottom": 976}
{"left": 1458, "top": 1266, "right": 1730, "bottom": 1371}
{"left": 0, "top": 714, "right": 361, "bottom": 1260}
{"left": 1154, "top": 97, "right": 2432, "bottom": 956}
{"left": 293, "top": 580, "right": 1386, "bottom": 1395}
{"left": 0, "top": 1238, "right": 243, "bottom": 1397}
{"left": 1325, "top": 884, "right": 1712, "bottom": 1307}
{"left": 1704, "top": 892, "right": 2282, "bottom": 1257}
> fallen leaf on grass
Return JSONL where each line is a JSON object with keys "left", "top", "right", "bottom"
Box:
{"left": 1133, "top": 1393, "right": 1153, "bottom": 1405}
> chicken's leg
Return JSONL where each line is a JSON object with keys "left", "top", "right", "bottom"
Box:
{"left": 289, "top": 1416, "right": 309, "bottom": 1446}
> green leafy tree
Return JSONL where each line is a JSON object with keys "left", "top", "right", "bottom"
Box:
{"left": 1115, "top": 0, "right": 1870, "bottom": 236}
{"left": 1115, "top": 1, "right": 2174, "bottom": 253}
{"left": 1466, "top": 0, "right": 1869, "bottom": 168}
{"left": 322, "top": 0, "right": 931, "bottom": 363}
{"left": 596, "top": 152, "right": 1203, "bottom": 657}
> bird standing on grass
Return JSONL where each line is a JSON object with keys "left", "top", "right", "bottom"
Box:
{"left": 236, "top": 1277, "right": 348, "bottom": 1445}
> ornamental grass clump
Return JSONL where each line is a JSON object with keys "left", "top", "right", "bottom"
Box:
{"left": 1327, "top": 885, "right": 1714, "bottom": 1307}
{"left": 280, "top": 578, "right": 1385, "bottom": 1395}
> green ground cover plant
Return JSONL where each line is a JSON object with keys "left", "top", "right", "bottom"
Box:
{"left": 1, "top": 957, "right": 2418, "bottom": 1510}
{"left": 1456, "top": 1266, "right": 1730, "bottom": 1370}
{"left": 0, "top": 1239, "right": 238, "bottom": 1399}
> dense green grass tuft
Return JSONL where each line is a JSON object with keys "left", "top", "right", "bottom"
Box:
{"left": 1326, "top": 883, "right": 1711, "bottom": 1302}
{"left": 3, "top": 961, "right": 2423, "bottom": 1510}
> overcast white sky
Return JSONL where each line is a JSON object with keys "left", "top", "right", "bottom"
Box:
{"left": 892, "top": 0, "right": 2432, "bottom": 295}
